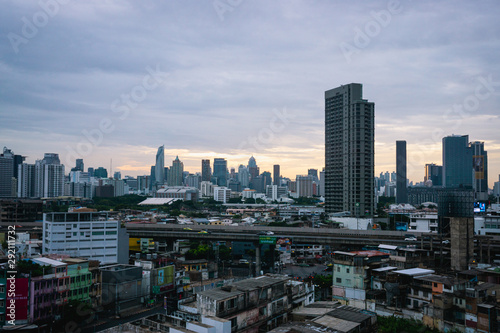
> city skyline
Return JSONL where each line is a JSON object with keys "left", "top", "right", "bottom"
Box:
{"left": 1, "top": 1, "right": 499, "bottom": 185}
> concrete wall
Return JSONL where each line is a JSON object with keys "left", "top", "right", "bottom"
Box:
{"left": 202, "top": 316, "right": 231, "bottom": 333}
{"left": 450, "top": 217, "right": 474, "bottom": 271}
{"left": 186, "top": 322, "right": 216, "bottom": 333}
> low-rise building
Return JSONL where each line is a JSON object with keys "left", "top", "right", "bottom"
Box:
{"left": 332, "top": 250, "right": 390, "bottom": 309}
{"left": 197, "top": 274, "right": 314, "bottom": 332}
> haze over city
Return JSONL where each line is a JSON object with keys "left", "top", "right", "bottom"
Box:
{"left": 1, "top": 0, "right": 499, "bottom": 185}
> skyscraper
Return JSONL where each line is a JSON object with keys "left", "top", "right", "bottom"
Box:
{"left": 308, "top": 169, "right": 319, "bottom": 182}
{"left": 325, "top": 83, "right": 375, "bottom": 216}
{"left": 442, "top": 135, "right": 472, "bottom": 189}
{"left": 0, "top": 148, "right": 14, "bottom": 197}
{"left": 470, "top": 141, "right": 488, "bottom": 201}
{"left": 168, "top": 156, "right": 184, "bottom": 186}
{"left": 18, "top": 163, "right": 35, "bottom": 197}
{"left": 396, "top": 140, "right": 407, "bottom": 204}
{"left": 155, "top": 145, "right": 165, "bottom": 186}
{"left": 273, "top": 165, "right": 280, "bottom": 186}
{"left": 248, "top": 156, "right": 259, "bottom": 180}
{"left": 424, "top": 163, "right": 443, "bottom": 186}
{"left": 201, "top": 159, "right": 211, "bottom": 182}
{"left": 30, "top": 153, "right": 65, "bottom": 198}
{"left": 72, "top": 158, "right": 84, "bottom": 172}
{"left": 296, "top": 175, "right": 314, "bottom": 197}
{"left": 213, "top": 158, "right": 227, "bottom": 187}
{"left": 238, "top": 165, "right": 250, "bottom": 188}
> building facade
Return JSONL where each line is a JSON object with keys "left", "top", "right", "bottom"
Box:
{"left": 396, "top": 140, "right": 408, "bottom": 204}
{"left": 43, "top": 212, "right": 129, "bottom": 264}
{"left": 325, "top": 83, "right": 375, "bottom": 216}
{"left": 213, "top": 158, "right": 228, "bottom": 187}
{"left": 470, "top": 141, "right": 488, "bottom": 201}
{"left": 155, "top": 145, "right": 165, "bottom": 187}
{"left": 442, "top": 135, "right": 472, "bottom": 189}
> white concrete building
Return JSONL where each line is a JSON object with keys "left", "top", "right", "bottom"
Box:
{"left": 408, "top": 213, "right": 438, "bottom": 233}
{"left": 43, "top": 212, "right": 129, "bottom": 264}
{"left": 200, "top": 181, "right": 214, "bottom": 198}
{"left": 213, "top": 186, "right": 231, "bottom": 203}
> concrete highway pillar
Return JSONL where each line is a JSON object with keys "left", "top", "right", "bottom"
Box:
{"left": 255, "top": 242, "right": 261, "bottom": 276}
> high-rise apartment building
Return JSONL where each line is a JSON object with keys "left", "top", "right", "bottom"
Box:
{"left": 442, "top": 135, "right": 472, "bottom": 189}
{"left": 238, "top": 165, "right": 250, "bottom": 188}
{"left": 201, "top": 159, "right": 211, "bottom": 182}
{"left": 319, "top": 169, "right": 325, "bottom": 197}
{"left": 0, "top": 148, "right": 14, "bottom": 197}
{"left": 296, "top": 175, "right": 314, "bottom": 197}
{"left": 155, "top": 145, "right": 165, "bottom": 186}
{"left": 23, "top": 153, "right": 65, "bottom": 198}
{"left": 248, "top": 156, "right": 260, "bottom": 181}
{"left": 17, "top": 163, "right": 36, "bottom": 197}
{"left": 424, "top": 163, "right": 443, "bottom": 186}
{"left": 325, "top": 83, "right": 375, "bottom": 216}
{"left": 213, "top": 158, "right": 227, "bottom": 187}
{"left": 470, "top": 141, "right": 488, "bottom": 201}
{"left": 168, "top": 156, "right": 184, "bottom": 186}
{"left": 396, "top": 140, "right": 407, "bottom": 204}
{"left": 273, "top": 164, "right": 280, "bottom": 186}
{"left": 308, "top": 169, "right": 319, "bottom": 182}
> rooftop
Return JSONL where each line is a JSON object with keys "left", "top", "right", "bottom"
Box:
{"left": 197, "top": 274, "right": 289, "bottom": 300}
{"left": 31, "top": 257, "right": 66, "bottom": 267}
{"left": 395, "top": 268, "right": 435, "bottom": 276}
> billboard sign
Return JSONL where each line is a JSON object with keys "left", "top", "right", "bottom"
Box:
{"left": 259, "top": 236, "right": 277, "bottom": 244}
{"left": 395, "top": 222, "right": 408, "bottom": 231}
{"left": 473, "top": 155, "right": 484, "bottom": 179}
{"left": 276, "top": 238, "right": 292, "bottom": 246}
{"left": 157, "top": 265, "right": 174, "bottom": 286}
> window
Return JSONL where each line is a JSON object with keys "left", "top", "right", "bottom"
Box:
{"left": 346, "top": 268, "right": 350, "bottom": 274}
{"left": 219, "top": 301, "right": 225, "bottom": 312}
{"left": 259, "top": 306, "right": 267, "bottom": 316}
{"left": 336, "top": 278, "right": 342, "bottom": 283}
{"left": 346, "top": 279, "right": 351, "bottom": 285}
{"left": 228, "top": 298, "right": 235, "bottom": 308}
{"left": 231, "top": 317, "right": 237, "bottom": 328}
{"left": 337, "top": 267, "right": 340, "bottom": 272}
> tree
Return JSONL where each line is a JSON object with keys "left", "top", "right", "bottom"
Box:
{"left": 17, "top": 260, "right": 51, "bottom": 277}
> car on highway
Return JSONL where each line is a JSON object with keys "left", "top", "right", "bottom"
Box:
{"left": 404, "top": 237, "right": 417, "bottom": 241}
{"left": 198, "top": 230, "right": 211, "bottom": 234}
{"left": 183, "top": 227, "right": 193, "bottom": 231}
{"left": 442, "top": 240, "right": 450, "bottom": 244}
{"left": 257, "top": 231, "right": 274, "bottom": 235}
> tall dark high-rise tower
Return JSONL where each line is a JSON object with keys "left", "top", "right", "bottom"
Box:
{"left": 425, "top": 163, "right": 443, "bottom": 186}
{"left": 213, "top": 158, "right": 227, "bottom": 187}
{"left": 442, "top": 135, "right": 472, "bottom": 189}
{"left": 396, "top": 140, "right": 407, "bottom": 204}
{"left": 325, "top": 83, "right": 375, "bottom": 216}
{"left": 273, "top": 165, "right": 280, "bottom": 185}
{"left": 201, "top": 159, "right": 211, "bottom": 182}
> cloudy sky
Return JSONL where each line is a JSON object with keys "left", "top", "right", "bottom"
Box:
{"left": 1, "top": 0, "right": 499, "bottom": 186}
